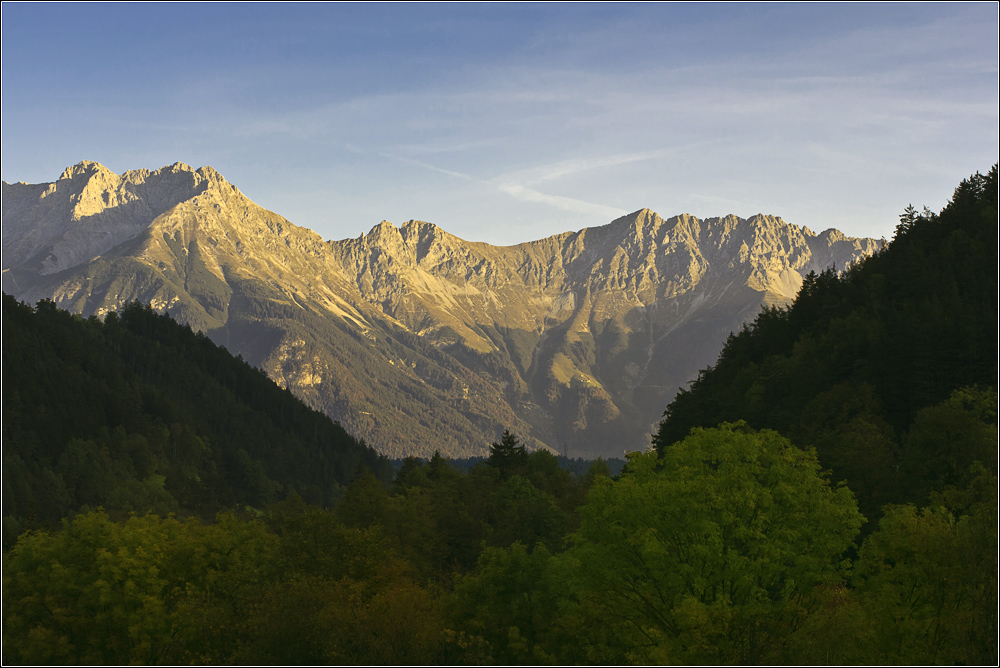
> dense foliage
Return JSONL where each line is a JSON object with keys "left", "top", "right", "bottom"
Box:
{"left": 2, "top": 295, "right": 391, "bottom": 545}
{"left": 4, "top": 424, "right": 993, "bottom": 664}
{"left": 564, "top": 423, "right": 864, "bottom": 664}
{"left": 3, "top": 167, "right": 996, "bottom": 664}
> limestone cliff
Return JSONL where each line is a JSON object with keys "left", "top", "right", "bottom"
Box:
{"left": 2, "top": 162, "right": 883, "bottom": 457}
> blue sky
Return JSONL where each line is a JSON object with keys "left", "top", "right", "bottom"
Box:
{"left": 2, "top": 3, "right": 997, "bottom": 245}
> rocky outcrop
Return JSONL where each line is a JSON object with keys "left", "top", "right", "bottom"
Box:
{"left": 2, "top": 162, "right": 884, "bottom": 458}
{"left": 1, "top": 162, "right": 235, "bottom": 276}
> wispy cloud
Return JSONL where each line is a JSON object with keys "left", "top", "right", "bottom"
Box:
{"left": 503, "top": 150, "right": 667, "bottom": 186}
{"left": 391, "top": 138, "right": 505, "bottom": 155}
{"left": 391, "top": 156, "right": 478, "bottom": 182}
{"left": 497, "top": 183, "right": 627, "bottom": 218}
{"left": 382, "top": 148, "right": 631, "bottom": 219}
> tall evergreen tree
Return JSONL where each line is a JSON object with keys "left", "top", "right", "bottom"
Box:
{"left": 487, "top": 429, "right": 529, "bottom": 479}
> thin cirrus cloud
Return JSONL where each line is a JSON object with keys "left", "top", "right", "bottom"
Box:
{"left": 207, "top": 48, "right": 992, "bottom": 245}
{"left": 390, "top": 156, "right": 478, "bottom": 183}
{"left": 1, "top": 3, "right": 996, "bottom": 246}
{"left": 503, "top": 151, "right": 669, "bottom": 186}
{"left": 386, "top": 151, "right": 636, "bottom": 220}
{"left": 210, "top": 77, "right": 657, "bottom": 225}
{"left": 495, "top": 183, "right": 628, "bottom": 220}
{"left": 392, "top": 138, "right": 508, "bottom": 156}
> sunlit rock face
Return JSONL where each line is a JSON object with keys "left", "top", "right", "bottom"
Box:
{"left": 2, "top": 162, "right": 883, "bottom": 458}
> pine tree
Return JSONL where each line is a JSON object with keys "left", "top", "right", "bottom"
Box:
{"left": 487, "top": 429, "right": 528, "bottom": 479}
{"left": 894, "top": 204, "right": 919, "bottom": 240}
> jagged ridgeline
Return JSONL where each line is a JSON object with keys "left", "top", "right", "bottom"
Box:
{"left": 2, "top": 294, "right": 391, "bottom": 541}
{"left": 2, "top": 161, "right": 882, "bottom": 458}
{"left": 655, "top": 166, "right": 999, "bottom": 518}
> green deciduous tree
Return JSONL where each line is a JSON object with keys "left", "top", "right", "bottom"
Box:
{"left": 900, "top": 386, "right": 998, "bottom": 501}
{"left": 850, "top": 464, "right": 997, "bottom": 665}
{"left": 450, "top": 542, "right": 562, "bottom": 664}
{"left": 567, "top": 423, "right": 864, "bottom": 663}
{"left": 2, "top": 510, "right": 279, "bottom": 665}
{"left": 336, "top": 465, "right": 390, "bottom": 529}
{"left": 798, "top": 381, "right": 901, "bottom": 521}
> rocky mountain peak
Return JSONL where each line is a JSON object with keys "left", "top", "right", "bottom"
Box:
{"left": 605, "top": 208, "right": 665, "bottom": 236}
{"left": 622, "top": 207, "right": 660, "bottom": 226}
{"left": 1, "top": 161, "right": 233, "bottom": 275}
{"left": 2, "top": 161, "right": 886, "bottom": 459}
{"left": 356, "top": 219, "right": 476, "bottom": 271}
{"left": 195, "top": 165, "right": 228, "bottom": 185}
{"left": 818, "top": 228, "right": 848, "bottom": 243}
{"left": 398, "top": 219, "right": 446, "bottom": 241}
{"left": 367, "top": 219, "right": 399, "bottom": 238}
{"left": 58, "top": 160, "right": 114, "bottom": 181}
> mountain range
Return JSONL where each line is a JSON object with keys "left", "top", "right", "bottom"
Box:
{"left": 2, "top": 161, "right": 883, "bottom": 457}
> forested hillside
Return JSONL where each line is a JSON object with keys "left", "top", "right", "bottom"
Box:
{"left": 2, "top": 295, "right": 391, "bottom": 544}
{"left": 3, "top": 168, "right": 996, "bottom": 665}
{"left": 656, "top": 166, "right": 998, "bottom": 519}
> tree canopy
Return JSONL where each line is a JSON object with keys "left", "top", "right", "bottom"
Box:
{"left": 567, "top": 423, "right": 864, "bottom": 663}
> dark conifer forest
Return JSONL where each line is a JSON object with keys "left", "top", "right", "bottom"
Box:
{"left": 656, "top": 165, "right": 998, "bottom": 522}
{"left": 2, "top": 295, "right": 392, "bottom": 542}
{"left": 2, "top": 167, "right": 997, "bottom": 665}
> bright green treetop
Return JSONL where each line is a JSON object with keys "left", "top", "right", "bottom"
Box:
{"left": 568, "top": 422, "right": 865, "bottom": 663}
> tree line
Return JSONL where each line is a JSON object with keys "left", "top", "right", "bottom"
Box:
{"left": 4, "top": 423, "right": 993, "bottom": 664}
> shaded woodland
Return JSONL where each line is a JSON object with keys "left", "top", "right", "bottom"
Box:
{"left": 2, "top": 295, "right": 391, "bottom": 544}
{"left": 656, "top": 165, "right": 997, "bottom": 523}
{"left": 2, "top": 167, "right": 997, "bottom": 665}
